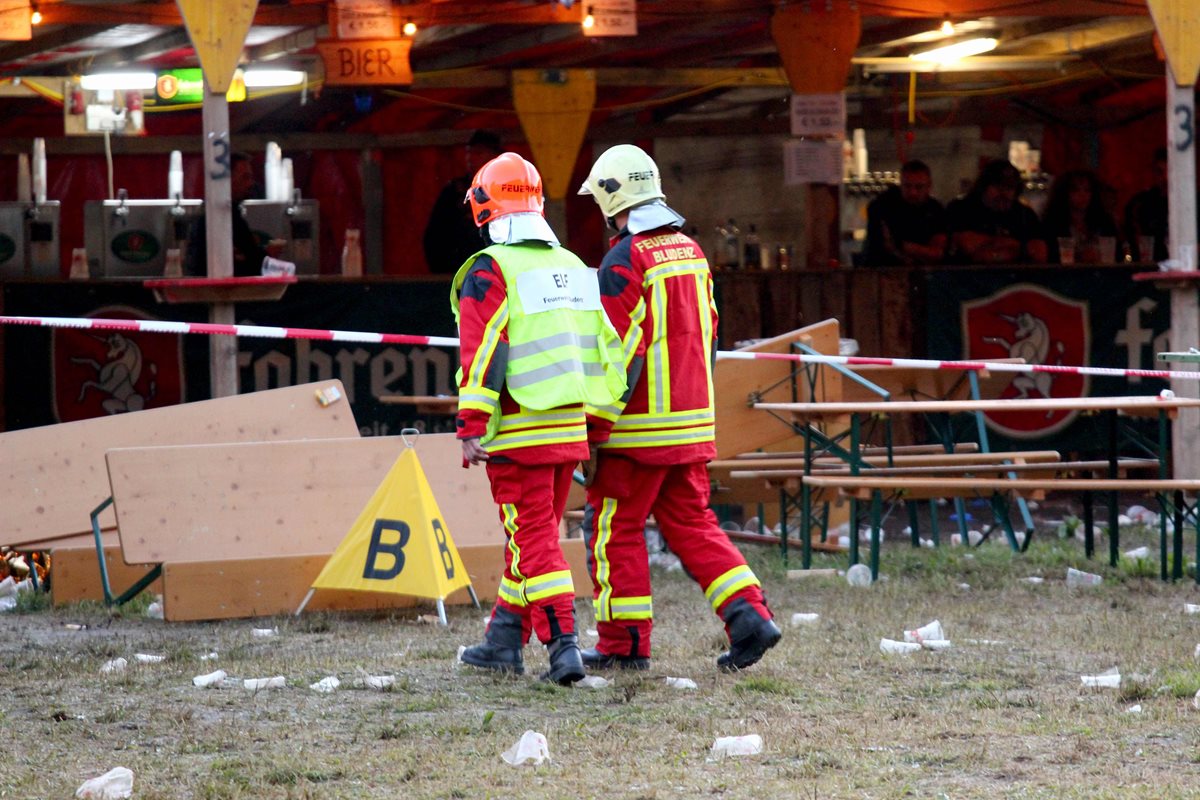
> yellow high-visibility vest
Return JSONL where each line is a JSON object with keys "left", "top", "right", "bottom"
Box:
{"left": 451, "top": 243, "right": 627, "bottom": 446}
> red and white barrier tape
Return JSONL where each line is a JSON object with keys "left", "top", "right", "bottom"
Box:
{"left": 0, "top": 314, "right": 459, "bottom": 348}
{"left": 2, "top": 313, "right": 1198, "bottom": 382}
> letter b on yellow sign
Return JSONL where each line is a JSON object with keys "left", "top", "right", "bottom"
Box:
{"left": 311, "top": 448, "right": 473, "bottom": 601}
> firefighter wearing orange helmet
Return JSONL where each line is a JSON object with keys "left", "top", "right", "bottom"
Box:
{"left": 453, "top": 152, "right": 626, "bottom": 685}
{"left": 577, "top": 144, "right": 781, "bottom": 672}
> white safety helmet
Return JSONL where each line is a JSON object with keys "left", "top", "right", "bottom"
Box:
{"left": 577, "top": 144, "right": 665, "bottom": 219}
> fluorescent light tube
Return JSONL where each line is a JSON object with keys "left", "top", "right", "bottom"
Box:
{"left": 242, "top": 70, "right": 306, "bottom": 88}
{"left": 910, "top": 37, "right": 998, "bottom": 63}
{"left": 80, "top": 72, "right": 156, "bottom": 91}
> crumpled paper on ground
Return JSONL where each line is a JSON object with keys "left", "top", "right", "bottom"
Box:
{"left": 665, "top": 676, "right": 697, "bottom": 690}
{"left": 244, "top": 676, "right": 286, "bottom": 691}
{"left": 502, "top": 730, "right": 550, "bottom": 766}
{"left": 75, "top": 766, "right": 133, "bottom": 799}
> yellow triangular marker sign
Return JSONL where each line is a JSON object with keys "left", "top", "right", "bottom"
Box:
{"left": 176, "top": 0, "right": 259, "bottom": 94}
{"left": 301, "top": 447, "right": 475, "bottom": 619}
{"left": 1147, "top": 0, "right": 1200, "bottom": 87}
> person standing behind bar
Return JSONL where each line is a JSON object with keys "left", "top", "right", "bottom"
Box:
{"left": 946, "top": 159, "right": 1047, "bottom": 264}
{"left": 1041, "top": 169, "right": 1119, "bottom": 264}
{"left": 863, "top": 160, "right": 947, "bottom": 266}
{"left": 576, "top": 144, "right": 781, "bottom": 673}
{"left": 185, "top": 152, "right": 276, "bottom": 276}
{"left": 1123, "top": 147, "right": 1169, "bottom": 263}
{"left": 423, "top": 130, "right": 504, "bottom": 275}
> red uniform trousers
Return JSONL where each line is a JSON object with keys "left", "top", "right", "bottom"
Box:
{"left": 583, "top": 453, "right": 767, "bottom": 659}
{"left": 484, "top": 459, "right": 578, "bottom": 646}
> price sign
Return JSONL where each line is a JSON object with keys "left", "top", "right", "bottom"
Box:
{"left": 790, "top": 93, "right": 846, "bottom": 138}
{"left": 583, "top": 0, "right": 637, "bottom": 38}
{"left": 783, "top": 139, "right": 843, "bottom": 186}
{"left": 336, "top": 0, "right": 398, "bottom": 40}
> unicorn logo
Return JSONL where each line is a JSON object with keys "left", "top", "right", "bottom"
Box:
{"left": 71, "top": 332, "right": 157, "bottom": 414}
{"left": 982, "top": 311, "right": 1066, "bottom": 400}
{"left": 962, "top": 284, "right": 1089, "bottom": 439}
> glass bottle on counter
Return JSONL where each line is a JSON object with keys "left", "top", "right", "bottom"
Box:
{"left": 743, "top": 224, "right": 762, "bottom": 270}
{"left": 724, "top": 219, "right": 742, "bottom": 269}
{"left": 341, "top": 228, "right": 363, "bottom": 277}
{"left": 713, "top": 221, "right": 729, "bottom": 270}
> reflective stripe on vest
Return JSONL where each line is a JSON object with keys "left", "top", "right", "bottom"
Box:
{"left": 486, "top": 407, "right": 588, "bottom": 453}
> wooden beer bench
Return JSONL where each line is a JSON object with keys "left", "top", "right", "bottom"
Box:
{"left": 755, "top": 395, "right": 1200, "bottom": 581}
{"left": 802, "top": 473, "right": 1200, "bottom": 583}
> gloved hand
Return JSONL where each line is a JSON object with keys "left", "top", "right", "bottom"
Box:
{"left": 579, "top": 444, "right": 599, "bottom": 487}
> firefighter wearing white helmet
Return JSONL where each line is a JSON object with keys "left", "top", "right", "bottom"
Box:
{"left": 576, "top": 144, "right": 781, "bottom": 672}
{"left": 577, "top": 144, "right": 666, "bottom": 220}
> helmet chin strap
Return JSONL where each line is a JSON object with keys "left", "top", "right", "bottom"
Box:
{"left": 479, "top": 225, "right": 494, "bottom": 246}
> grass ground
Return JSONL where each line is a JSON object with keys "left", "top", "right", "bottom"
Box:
{"left": 3, "top": 524, "right": 1200, "bottom": 799}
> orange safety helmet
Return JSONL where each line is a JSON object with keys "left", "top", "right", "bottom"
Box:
{"left": 464, "top": 152, "right": 545, "bottom": 227}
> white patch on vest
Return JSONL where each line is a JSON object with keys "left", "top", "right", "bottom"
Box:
{"left": 515, "top": 268, "right": 601, "bottom": 314}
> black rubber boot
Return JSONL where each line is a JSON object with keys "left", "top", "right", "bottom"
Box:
{"left": 581, "top": 648, "right": 650, "bottom": 671}
{"left": 716, "top": 598, "right": 782, "bottom": 672}
{"left": 461, "top": 607, "right": 525, "bottom": 675}
{"left": 541, "top": 634, "right": 585, "bottom": 685}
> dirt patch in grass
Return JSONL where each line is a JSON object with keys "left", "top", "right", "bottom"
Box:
{"left": 3, "top": 526, "right": 1200, "bottom": 799}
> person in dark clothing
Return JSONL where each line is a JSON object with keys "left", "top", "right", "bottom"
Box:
{"left": 863, "top": 160, "right": 947, "bottom": 266}
{"left": 1123, "top": 147, "right": 1168, "bottom": 263}
{"left": 185, "top": 152, "right": 274, "bottom": 277}
{"left": 421, "top": 130, "right": 504, "bottom": 275}
{"left": 946, "top": 159, "right": 1047, "bottom": 264}
{"left": 1041, "top": 169, "right": 1119, "bottom": 264}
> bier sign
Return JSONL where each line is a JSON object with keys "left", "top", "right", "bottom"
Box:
{"left": 316, "top": 39, "right": 413, "bottom": 86}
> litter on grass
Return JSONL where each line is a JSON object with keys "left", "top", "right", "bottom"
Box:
{"left": 502, "top": 730, "right": 550, "bottom": 766}
{"left": 75, "top": 766, "right": 133, "bottom": 799}
{"left": 576, "top": 675, "right": 610, "bottom": 689}
{"left": 192, "top": 669, "right": 227, "bottom": 688}
{"left": 710, "top": 734, "right": 763, "bottom": 758}
{"left": 1080, "top": 668, "right": 1120, "bottom": 688}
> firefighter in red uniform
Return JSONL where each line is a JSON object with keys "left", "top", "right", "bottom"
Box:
{"left": 577, "top": 144, "right": 781, "bottom": 671}
{"left": 454, "top": 153, "right": 627, "bottom": 685}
